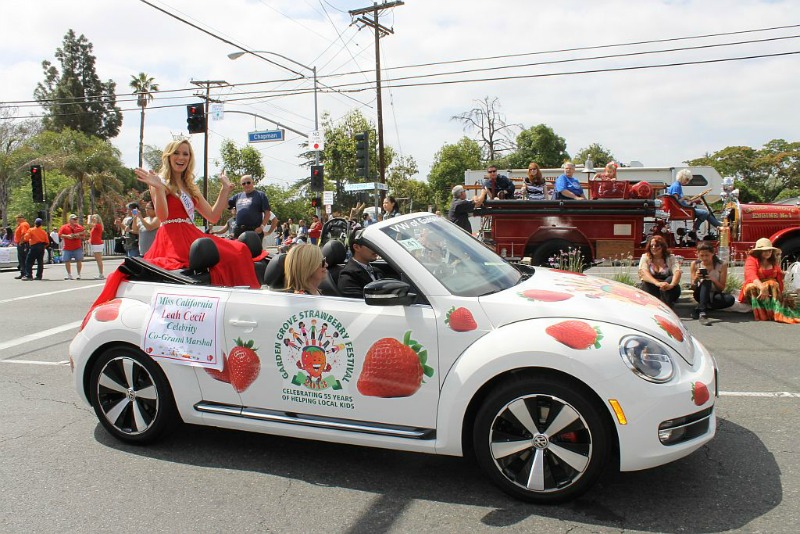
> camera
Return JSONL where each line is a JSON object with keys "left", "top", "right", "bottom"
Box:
{"left": 698, "top": 266, "right": 708, "bottom": 278}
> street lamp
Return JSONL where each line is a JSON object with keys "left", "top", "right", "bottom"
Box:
{"left": 228, "top": 49, "right": 319, "bottom": 163}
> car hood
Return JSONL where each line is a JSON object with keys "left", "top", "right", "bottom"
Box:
{"left": 479, "top": 268, "right": 692, "bottom": 357}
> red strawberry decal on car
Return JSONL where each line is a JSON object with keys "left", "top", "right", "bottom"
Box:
{"left": 228, "top": 338, "right": 261, "bottom": 392}
{"left": 546, "top": 320, "right": 603, "bottom": 350}
{"left": 204, "top": 351, "right": 230, "bottom": 384}
{"left": 692, "top": 381, "right": 710, "bottom": 406}
{"left": 520, "top": 289, "right": 573, "bottom": 302}
{"left": 654, "top": 315, "right": 684, "bottom": 342}
{"left": 358, "top": 331, "right": 434, "bottom": 398}
{"left": 445, "top": 306, "right": 477, "bottom": 331}
{"left": 94, "top": 299, "right": 122, "bottom": 322}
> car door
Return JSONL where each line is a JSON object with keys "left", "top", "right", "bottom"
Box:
{"left": 222, "top": 290, "right": 439, "bottom": 430}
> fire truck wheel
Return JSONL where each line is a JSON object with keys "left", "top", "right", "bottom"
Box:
{"left": 779, "top": 237, "right": 800, "bottom": 268}
{"left": 532, "top": 239, "right": 589, "bottom": 270}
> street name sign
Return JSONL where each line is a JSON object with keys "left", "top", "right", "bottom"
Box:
{"left": 343, "top": 182, "right": 388, "bottom": 192}
{"left": 248, "top": 130, "right": 285, "bottom": 143}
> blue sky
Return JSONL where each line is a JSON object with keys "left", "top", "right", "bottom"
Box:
{"left": 2, "top": 0, "right": 799, "bottom": 186}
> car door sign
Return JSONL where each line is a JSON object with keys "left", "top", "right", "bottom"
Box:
{"left": 143, "top": 291, "right": 225, "bottom": 370}
{"left": 275, "top": 310, "right": 356, "bottom": 409}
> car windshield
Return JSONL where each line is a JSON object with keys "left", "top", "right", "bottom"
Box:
{"left": 380, "top": 215, "right": 521, "bottom": 297}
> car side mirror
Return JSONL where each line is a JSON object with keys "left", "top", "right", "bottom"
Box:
{"left": 364, "top": 279, "right": 416, "bottom": 306}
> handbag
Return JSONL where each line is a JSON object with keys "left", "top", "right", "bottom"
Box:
{"left": 113, "top": 237, "right": 125, "bottom": 254}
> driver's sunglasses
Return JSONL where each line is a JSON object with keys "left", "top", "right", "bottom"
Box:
{"left": 487, "top": 170, "right": 497, "bottom": 173}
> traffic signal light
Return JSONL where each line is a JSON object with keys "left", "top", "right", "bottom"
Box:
{"left": 310, "top": 165, "right": 324, "bottom": 192}
{"left": 30, "top": 165, "right": 44, "bottom": 203}
{"left": 310, "top": 197, "right": 321, "bottom": 208}
{"left": 186, "top": 103, "right": 206, "bottom": 134}
{"left": 355, "top": 131, "right": 369, "bottom": 178}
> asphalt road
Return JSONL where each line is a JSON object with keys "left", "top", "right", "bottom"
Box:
{"left": 1, "top": 259, "right": 798, "bottom": 533}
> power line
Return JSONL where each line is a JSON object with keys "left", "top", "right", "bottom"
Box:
{"left": 324, "top": 49, "right": 800, "bottom": 93}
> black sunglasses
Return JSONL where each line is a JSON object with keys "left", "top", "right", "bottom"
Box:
{"left": 241, "top": 181, "right": 252, "bottom": 185}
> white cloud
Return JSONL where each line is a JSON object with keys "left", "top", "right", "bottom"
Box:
{"left": 2, "top": 0, "right": 799, "bottom": 191}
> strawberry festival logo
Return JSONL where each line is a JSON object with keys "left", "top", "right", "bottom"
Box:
{"left": 275, "top": 310, "right": 356, "bottom": 408}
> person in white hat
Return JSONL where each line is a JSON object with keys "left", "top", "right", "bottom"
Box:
{"left": 448, "top": 185, "right": 487, "bottom": 234}
{"left": 739, "top": 237, "right": 800, "bottom": 323}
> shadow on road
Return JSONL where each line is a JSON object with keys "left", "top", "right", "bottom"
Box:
{"left": 94, "top": 416, "right": 780, "bottom": 532}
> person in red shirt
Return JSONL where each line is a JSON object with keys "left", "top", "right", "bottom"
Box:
{"left": 13, "top": 214, "right": 30, "bottom": 279}
{"left": 22, "top": 218, "right": 49, "bottom": 281}
{"left": 58, "top": 214, "right": 86, "bottom": 280}
{"left": 88, "top": 214, "right": 105, "bottom": 279}
{"left": 308, "top": 214, "right": 322, "bottom": 245}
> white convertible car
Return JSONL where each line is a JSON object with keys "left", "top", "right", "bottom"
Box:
{"left": 70, "top": 213, "right": 717, "bottom": 503}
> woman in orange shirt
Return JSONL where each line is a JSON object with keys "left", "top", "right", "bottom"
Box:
{"left": 88, "top": 214, "right": 105, "bottom": 279}
{"left": 739, "top": 238, "right": 800, "bottom": 323}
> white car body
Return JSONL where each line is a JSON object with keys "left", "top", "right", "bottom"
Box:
{"left": 70, "top": 213, "right": 717, "bottom": 502}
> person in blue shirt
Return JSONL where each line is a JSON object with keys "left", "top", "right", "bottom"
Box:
{"left": 483, "top": 166, "right": 516, "bottom": 199}
{"left": 667, "top": 169, "right": 721, "bottom": 232}
{"left": 554, "top": 162, "right": 586, "bottom": 200}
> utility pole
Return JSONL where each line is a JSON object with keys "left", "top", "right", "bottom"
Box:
{"left": 190, "top": 79, "right": 227, "bottom": 228}
{"left": 349, "top": 1, "right": 404, "bottom": 186}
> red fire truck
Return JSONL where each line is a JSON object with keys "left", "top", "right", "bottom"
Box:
{"left": 475, "top": 180, "right": 800, "bottom": 267}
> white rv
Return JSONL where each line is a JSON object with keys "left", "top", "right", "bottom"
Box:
{"left": 465, "top": 165, "right": 724, "bottom": 202}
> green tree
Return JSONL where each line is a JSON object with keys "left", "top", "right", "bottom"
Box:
{"left": 34, "top": 30, "right": 122, "bottom": 140}
{"left": 503, "top": 124, "right": 570, "bottom": 169}
{"left": 129, "top": 72, "right": 159, "bottom": 168}
{"left": 143, "top": 144, "right": 164, "bottom": 172}
{"left": 27, "top": 129, "right": 126, "bottom": 222}
{"left": 573, "top": 143, "right": 615, "bottom": 168}
{"left": 428, "top": 137, "right": 482, "bottom": 210}
{"left": 387, "top": 155, "right": 433, "bottom": 213}
{"left": 686, "top": 141, "right": 800, "bottom": 202}
{"left": 313, "top": 110, "right": 394, "bottom": 212}
{"left": 218, "top": 139, "right": 266, "bottom": 179}
{"left": 0, "top": 108, "right": 40, "bottom": 226}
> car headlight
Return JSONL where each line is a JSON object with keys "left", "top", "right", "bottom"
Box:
{"left": 619, "top": 335, "right": 675, "bottom": 383}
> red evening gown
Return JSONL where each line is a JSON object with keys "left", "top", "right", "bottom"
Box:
{"left": 90, "top": 193, "right": 260, "bottom": 311}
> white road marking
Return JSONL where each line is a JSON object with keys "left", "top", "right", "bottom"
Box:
{"left": 0, "top": 284, "right": 103, "bottom": 305}
{"left": 720, "top": 391, "right": 800, "bottom": 398}
{"left": 0, "top": 321, "right": 82, "bottom": 353}
{"left": 0, "top": 359, "right": 70, "bottom": 366}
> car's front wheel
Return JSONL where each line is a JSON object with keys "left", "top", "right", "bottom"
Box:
{"left": 89, "top": 345, "right": 178, "bottom": 444}
{"left": 473, "top": 376, "right": 613, "bottom": 503}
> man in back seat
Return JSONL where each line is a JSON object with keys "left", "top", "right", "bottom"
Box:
{"left": 338, "top": 228, "right": 381, "bottom": 298}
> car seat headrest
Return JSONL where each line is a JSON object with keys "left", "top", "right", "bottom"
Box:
{"left": 188, "top": 237, "right": 220, "bottom": 272}
{"left": 321, "top": 239, "right": 347, "bottom": 266}
{"left": 237, "top": 230, "right": 263, "bottom": 258}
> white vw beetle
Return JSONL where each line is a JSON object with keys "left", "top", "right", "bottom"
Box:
{"left": 70, "top": 213, "right": 717, "bottom": 503}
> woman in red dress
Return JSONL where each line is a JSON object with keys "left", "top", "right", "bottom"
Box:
{"left": 91, "top": 141, "right": 259, "bottom": 309}
{"left": 739, "top": 237, "right": 800, "bottom": 323}
{"left": 134, "top": 140, "right": 258, "bottom": 288}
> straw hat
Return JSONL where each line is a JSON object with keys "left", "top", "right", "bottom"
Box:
{"left": 750, "top": 237, "right": 779, "bottom": 254}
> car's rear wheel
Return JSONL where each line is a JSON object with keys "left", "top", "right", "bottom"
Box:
{"left": 89, "top": 346, "right": 178, "bottom": 444}
{"left": 473, "top": 376, "right": 613, "bottom": 503}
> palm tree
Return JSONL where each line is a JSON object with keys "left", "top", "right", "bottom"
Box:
{"left": 129, "top": 73, "right": 159, "bottom": 168}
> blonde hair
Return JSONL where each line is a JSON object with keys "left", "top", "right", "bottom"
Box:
{"left": 159, "top": 140, "right": 201, "bottom": 200}
{"left": 285, "top": 244, "right": 324, "bottom": 294}
{"left": 91, "top": 213, "right": 104, "bottom": 226}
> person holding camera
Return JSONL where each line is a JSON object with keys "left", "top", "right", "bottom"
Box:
{"left": 117, "top": 202, "right": 140, "bottom": 258}
{"left": 690, "top": 242, "right": 734, "bottom": 325}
